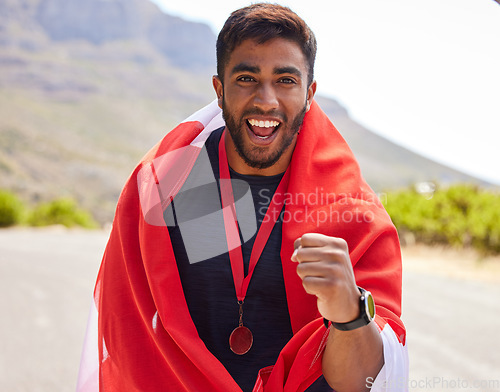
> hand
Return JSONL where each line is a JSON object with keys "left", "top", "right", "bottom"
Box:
{"left": 291, "top": 233, "right": 361, "bottom": 324}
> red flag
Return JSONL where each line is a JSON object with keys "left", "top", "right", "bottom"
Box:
{"left": 77, "top": 100, "right": 408, "bottom": 392}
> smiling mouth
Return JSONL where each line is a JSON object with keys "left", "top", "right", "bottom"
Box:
{"left": 246, "top": 119, "right": 281, "bottom": 140}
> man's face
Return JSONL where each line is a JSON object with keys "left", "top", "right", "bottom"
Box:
{"left": 213, "top": 38, "right": 316, "bottom": 175}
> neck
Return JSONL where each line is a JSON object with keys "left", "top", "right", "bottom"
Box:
{"left": 223, "top": 129, "right": 296, "bottom": 176}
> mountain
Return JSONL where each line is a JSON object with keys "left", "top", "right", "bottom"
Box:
{"left": 34, "top": 0, "right": 215, "bottom": 70}
{"left": 0, "top": 0, "right": 488, "bottom": 223}
{"left": 314, "top": 96, "right": 484, "bottom": 191}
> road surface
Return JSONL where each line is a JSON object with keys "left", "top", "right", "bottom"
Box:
{"left": 0, "top": 228, "right": 499, "bottom": 391}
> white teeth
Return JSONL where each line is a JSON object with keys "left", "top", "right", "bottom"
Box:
{"left": 248, "top": 119, "right": 280, "bottom": 128}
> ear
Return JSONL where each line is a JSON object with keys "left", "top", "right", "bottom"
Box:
{"left": 212, "top": 75, "right": 224, "bottom": 109}
{"left": 305, "top": 80, "right": 317, "bottom": 112}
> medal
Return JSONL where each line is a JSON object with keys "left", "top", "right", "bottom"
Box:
{"left": 219, "top": 131, "right": 290, "bottom": 355}
{"left": 229, "top": 301, "right": 253, "bottom": 355}
{"left": 229, "top": 326, "right": 253, "bottom": 355}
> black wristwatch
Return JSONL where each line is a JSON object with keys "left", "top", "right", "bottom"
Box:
{"left": 323, "top": 287, "right": 375, "bottom": 331}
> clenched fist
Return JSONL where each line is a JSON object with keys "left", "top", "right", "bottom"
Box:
{"left": 291, "top": 233, "right": 361, "bottom": 324}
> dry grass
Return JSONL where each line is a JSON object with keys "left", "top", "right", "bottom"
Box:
{"left": 402, "top": 243, "right": 500, "bottom": 284}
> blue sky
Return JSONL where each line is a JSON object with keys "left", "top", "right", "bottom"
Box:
{"left": 151, "top": 0, "right": 500, "bottom": 185}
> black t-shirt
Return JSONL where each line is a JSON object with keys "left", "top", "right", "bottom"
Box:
{"left": 167, "top": 127, "right": 330, "bottom": 391}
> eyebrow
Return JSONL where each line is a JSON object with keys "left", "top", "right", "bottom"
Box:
{"left": 273, "top": 66, "right": 302, "bottom": 78}
{"left": 230, "top": 63, "right": 303, "bottom": 78}
{"left": 231, "top": 63, "right": 260, "bottom": 75}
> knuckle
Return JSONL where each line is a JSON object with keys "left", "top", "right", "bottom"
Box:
{"left": 301, "top": 233, "right": 315, "bottom": 240}
{"left": 324, "top": 262, "right": 341, "bottom": 276}
{"left": 296, "top": 262, "right": 305, "bottom": 275}
{"left": 300, "top": 233, "right": 314, "bottom": 245}
{"left": 326, "top": 276, "right": 341, "bottom": 290}
{"left": 301, "top": 278, "right": 312, "bottom": 294}
{"left": 324, "top": 247, "right": 344, "bottom": 260}
{"left": 301, "top": 276, "right": 320, "bottom": 295}
{"left": 295, "top": 248, "right": 305, "bottom": 263}
{"left": 335, "top": 237, "right": 349, "bottom": 251}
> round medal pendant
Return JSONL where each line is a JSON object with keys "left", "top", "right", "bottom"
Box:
{"left": 229, "top": 326, "right": 253, "bottom": 355}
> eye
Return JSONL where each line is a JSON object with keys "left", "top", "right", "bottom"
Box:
{"left": 278, "top": 77, "right": 297, "bottom": 85}
{"left": 237, "top": 75, "right": 256, "bottom": 83}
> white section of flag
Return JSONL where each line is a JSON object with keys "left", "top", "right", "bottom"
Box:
{"left": 76, "top": 299, "right": 99, "bottom": 392}
{"left": 368, "top": 323, "right": 409, "bottom": 391}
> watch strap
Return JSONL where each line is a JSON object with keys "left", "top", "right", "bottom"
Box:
{"left": 323, "top": 287, "right": 374, "bottom": 331}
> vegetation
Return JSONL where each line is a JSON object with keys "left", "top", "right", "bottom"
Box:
{"left": 0, "top": 190, "right": 25, "bottom": 227}
{"left": 383, "top": 184, "right": 500, "bottom": 254}
{"left": 27, "top": 198, "right": 98, "bottom": 228}
{"left": 0, "top": 190, "right": 98, "bottom": 229}
{"left": 2, "top": 184, "right": 500, "bottom": 255}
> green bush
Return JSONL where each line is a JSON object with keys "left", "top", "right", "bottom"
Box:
{"left": 27, "top": 197, "right": 98, "bottom": 229}
{"left": 384, "top": 184, "right": 500, "bottom": 254}
{"left": 0, "top": 190, "right": 25, "bottom": 227}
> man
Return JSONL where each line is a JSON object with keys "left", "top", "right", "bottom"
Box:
{"left": 77, "top": 4, "right": 408, "bottom": 392}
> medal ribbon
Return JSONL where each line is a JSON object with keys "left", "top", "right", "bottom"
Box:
{"left": 218, "top": 131, "right": 290, "bottom": 302}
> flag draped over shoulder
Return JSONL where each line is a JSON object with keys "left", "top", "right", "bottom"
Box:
{"left": 77, "top": 100, "right": 408, "bottom": 392}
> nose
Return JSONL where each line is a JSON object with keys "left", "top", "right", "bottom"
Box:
{"left": 253, "top": 83, "right": 279, "bottom": 112}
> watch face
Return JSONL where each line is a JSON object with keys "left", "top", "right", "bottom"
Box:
{"left": 365, "top": 291, "right": 376, "bottom": 320}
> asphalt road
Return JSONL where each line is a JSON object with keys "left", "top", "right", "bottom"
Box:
{"left": 0, "top": 228, "right": 499, "bottom": 391}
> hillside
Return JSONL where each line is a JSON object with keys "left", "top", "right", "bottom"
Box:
{"left": 0, "top": 0, "right": 487, "bottom": 223}
{"left": 314, "top": 96, "right": 483, "bottom": 191}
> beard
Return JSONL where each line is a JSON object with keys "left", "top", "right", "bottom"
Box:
{"left": 221, "top": 98, "right": 307, "bottom": 170}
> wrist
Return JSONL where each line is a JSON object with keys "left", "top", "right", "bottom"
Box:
{"left": 324, "top": 287, "right": 375, "bottom": 331}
